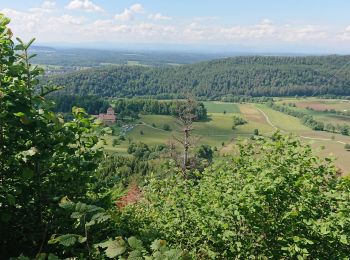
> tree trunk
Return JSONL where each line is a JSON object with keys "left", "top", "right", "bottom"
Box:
{"left": 182, "top": 129, "right": 189, "bottom": 174}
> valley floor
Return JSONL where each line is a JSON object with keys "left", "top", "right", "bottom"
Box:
{"left": 104, "top": 98, "right": 350, "bottom": 174}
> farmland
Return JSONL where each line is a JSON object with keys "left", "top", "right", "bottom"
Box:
{"left": 104, "top": 98, "right": 350, "bottom": 174}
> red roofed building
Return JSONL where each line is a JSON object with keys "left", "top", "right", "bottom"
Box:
{"left": 97, "top": 107, "right": 116, "bottom": 125}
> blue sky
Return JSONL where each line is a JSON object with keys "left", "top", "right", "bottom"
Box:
{"left": 1, "top": 0, "right": 350, "bottom": 53}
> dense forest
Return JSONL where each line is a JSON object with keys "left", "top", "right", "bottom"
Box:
{"left": 49, "top": 94, "right": 207, "bottom": 120}
{"left": 48, "top": 94, "right": 110, "bottom": 115}
{"left": 3, "top": 14, "right": 350, "bottom": 259}
{"left": 44, "top": 55, "right": 350, "bottom": 99}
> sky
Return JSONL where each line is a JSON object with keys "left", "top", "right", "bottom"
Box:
{"left": 1, "top": 0, "right": 350, "bottom": 53}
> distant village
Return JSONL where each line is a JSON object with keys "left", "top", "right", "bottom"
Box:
{"left": 96, "top": 107, "right": 116, "bottom": 125}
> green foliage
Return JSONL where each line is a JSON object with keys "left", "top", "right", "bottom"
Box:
{"left": 96, "top": 237, "right": 185, "bottom": 259}
{"left": 48, "top": 94, "right": 110, "bottom": 114}
{"left": 253, "top": 128, "right": 259, "bottom": 135}
{"left": 113, "top": 138, "right": 121, "bottom": 146}
{"left": 4, "top": 13, "right": 350, "bottom": 260}
{"left": 49, "top": 200, "right": 185, "bottom": 259}
{"left": 232, "top": 115, "right": 247, "bottom": 129}
{"left": 119, "top": 134, "right": 350, "bottom": 259}
{"left": 268, "top": 102, "right": 350, "bottom": 135}
{"left": 232, "top": 115, "right": 247, "bottom": 126}
{"left": 128, "top": 142, "right": 151, "bottom": 159}
{"left": 110, "top": 98, "right": 207, "bottom": 120}
{"left": 0, "top": 15, "right": 102, "bottom": 257}
{"left": 196, "top": 145, "right": 213, "bottom": 163}
{"left": 94, "top": 154, "right": 153, "bottom": 193}
{"left": 127, "top": 142, "right": 167, "bottom": 161}
{"left": 45, "top": 56, "right": 350, "bottom": 98}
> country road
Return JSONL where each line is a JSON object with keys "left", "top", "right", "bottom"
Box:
{"left": 256, "top": 106, "right": 347, "bottom": 145}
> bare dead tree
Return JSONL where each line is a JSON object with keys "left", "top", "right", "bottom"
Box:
{"left": 172, "top": 96, "right": 201, "bottom": 177}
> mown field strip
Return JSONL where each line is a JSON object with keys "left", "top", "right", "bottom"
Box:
{"left": 256, "top": 107, "right": 278, "bottom": 131}
{"left": 256, "top": 105, "right": 348, "bottom": 145}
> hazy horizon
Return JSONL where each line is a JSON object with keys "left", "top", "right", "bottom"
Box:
{"left": 2, "top": 0, "right": 350, "bottom": 54}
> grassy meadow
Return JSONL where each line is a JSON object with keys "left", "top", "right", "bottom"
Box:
{"left": 104, "top": 98, "right": 350, "bottom": 174}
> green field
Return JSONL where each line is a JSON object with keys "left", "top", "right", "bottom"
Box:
{"left": 104, "top": 99, "right": 350, "bottom": 174}
{"left": 256, "top": 100, "right": 350, "bottom": 174}
{"left": 202, "top": 101, "right": 240, "bottom": 113}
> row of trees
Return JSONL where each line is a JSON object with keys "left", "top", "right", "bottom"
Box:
{"left": 113, "top": 98, "right": 208, "bottom": 120}
{"left": 305, "top": 106, "right": 350, "bottom": 117}
{"left": 48, "top": 94, "right": 208, "bottom": 121}
{"left": 48, "top": 94, "right": 110, "bottom": 114}
{"left": 44, "top": 55, "right": 350, "bottom": 98}
{"left": 268, "top": 102, "right": 350, "bottom": 135}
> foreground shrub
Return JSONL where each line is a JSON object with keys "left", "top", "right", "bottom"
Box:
{"left": 120, "top": 134, "right": 350, "bottom": 259}
{"left": 0, "top": 14, "right": 103, "bottom": 257}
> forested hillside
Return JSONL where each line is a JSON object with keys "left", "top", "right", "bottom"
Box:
{"left": 44, "top": 56, "right": 350, "bottom": 99}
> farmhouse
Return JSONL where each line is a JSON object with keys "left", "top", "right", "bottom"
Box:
{"left": 97, "top": 107, "right": 116, "bottom": 125}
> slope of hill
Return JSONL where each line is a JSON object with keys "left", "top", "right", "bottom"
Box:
{"left": 44, "top": 55, "right": 350, "bottom": 98}
{"left": 32, "top": 47, "right": 230, "bottom": 67}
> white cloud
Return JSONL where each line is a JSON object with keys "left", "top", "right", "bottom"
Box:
{"left": 148, "top": 13, "right": 172, "bottom": 21}
{"left": 65, "top": 0, "right": 104, "bottom": 13}
{"left": 1, "top": 7, "right": 87, "bottom": 41}
{"left": 28, "top": 0, "right": 56, "bottom": 13}
{"left": 41, "top": 1, "right": 56, "bottom": 9}
{"left": 130, "top": 4, "right": 144, "bottom": 13}
{"left": 2, "top": 8, "right": 44, "bottom": 35}
{"left": 115, "top": 4, "right": 144, "bottom": 21}
{"left": 1, "top": 4, "right": 341, "bottom": 49}
{"left": 280, "top": 24, "right": 327, "bottom": 42}
{"left": 57, "top": 15, "right": 87, "bottom": 25}
{"left": 193, "top": 16, "right": 218, "bottom": 23}
{"left": 220, "top": 19, "right": 276, "bottom": 40}
{"left": 338, "top": 25, "right": 350, "bottom": 41}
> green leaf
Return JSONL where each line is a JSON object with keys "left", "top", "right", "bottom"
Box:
{"left": 151, "top": 239, "right": 167, "bottom": 252}
{"left": 127, "top": 250, "right": 143, "bottom": 260}
{"left": 340, "top": 235, "right": 348, "bottom": 245}
{"left": 320, "top": 226, "right": 329, "bottom": 235}
{"left": 70, "top": 211, "right": 83, "bottom": 219}
{"left": 96, "top": 237, "right": 126, "bottom": 258}
{"left": 78, "top": 236, "right": 87, "bottom": 244}
{"left": 14, "top": 112, "right": 25, "bottom": 117}
{"left": 26, "top": 38, "right": 36, "bottom": 49}
{"left": 293, "top": 236, "right": 300, "bottom": 242}
{"left": 128, "top": 237, "right": 144, "bottom": 250}
{"left": 164, "top": 249, "right": 183, "bottom": 259}
{"left": 59, "top": 197, "right": 74, "bottom": 209}
{"left": 49, "top": 234, "right": 79, "bottom": 247}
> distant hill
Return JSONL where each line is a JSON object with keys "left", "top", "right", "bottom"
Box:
{"left": 31, "top": 45, "right": 56, "bottom": 53}
{"left": 43, "top": 55, "right": 350, "bottom": 99}
{"left": 32, "top": 47, "right": 231, "bottom": 67}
